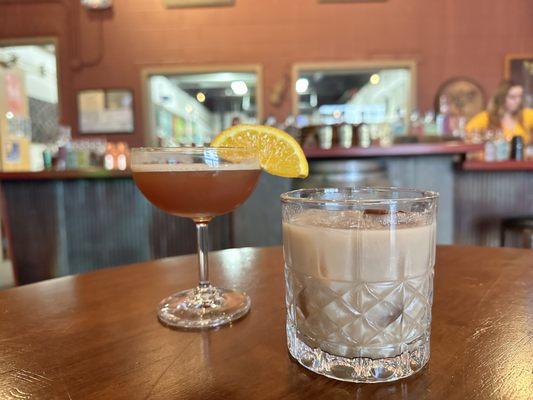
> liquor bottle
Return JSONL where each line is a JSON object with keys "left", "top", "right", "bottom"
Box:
{"left": 510, "top": 136, "right": 524, "bottom": 161}
{"left": 423, "top": 111, "right": 437, "bottom": 135}
{"left": 494, "top": 130, "right": 510, "bottom": 161}
{"left": 116, "top": 142, "right": 129, "bottom": 170}
{"left": 104, "top": 143, "right": 116, "bottom": 170}
{"left": 391, "top": 108, "right": 406, "bottom": 136}
{"left": 436, "top": 95, "right": 450, "bottom": 136}
{"left": 483, "top": 130, "right": 496, "bottom": 162}
{"left": 409, "top": 110, "right": 423, "bottom": 136}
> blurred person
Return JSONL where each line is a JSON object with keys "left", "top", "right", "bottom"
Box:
{"left": 466, "top": 80, "right": 532, "bottom": 143}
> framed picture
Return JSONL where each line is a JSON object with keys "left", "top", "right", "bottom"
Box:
{"left": 78, "top": 89, "right": 134, "bottom": 134}
{"left": 504, "top": 54, "right": 533, "bottom": 107}
{"left": 163, "top": 0, "right": 234, "bottom": 7}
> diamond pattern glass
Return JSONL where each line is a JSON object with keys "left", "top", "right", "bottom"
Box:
{"left": 281, "top": 188, "right": 438, "bottom": 383}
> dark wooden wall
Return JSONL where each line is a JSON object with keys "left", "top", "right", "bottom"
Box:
{"left": 454, "top": 171, "right": 533, "bottom": 247}
{"left": 3, "top": 178, "right": 231, "bottom": 284}
{"left": 4, "top": 166, "right": 531, "bottom": 285}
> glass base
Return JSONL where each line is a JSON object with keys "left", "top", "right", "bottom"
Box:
{"left": 287, "top": 324, "right": 430, "bottom": 383}
{"left": 157, "top": 285, "right": 251, "bottom": 329}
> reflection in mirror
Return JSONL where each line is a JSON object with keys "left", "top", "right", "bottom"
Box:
{"left": 294, "top": 63, "right": 414, "bottom": 148}
{"left": 147, "top": 70, "right": 259, "bottom": 146}
{"left": 0, "top": 41, "right": 59, "bottom": 144}
{"left": 296, "top": 65, "right": 412, "bottom": 125}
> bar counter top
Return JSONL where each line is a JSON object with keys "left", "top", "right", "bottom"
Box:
{"left": 304, "top": 141, "right": 483, "bottom": 159}
{"left": 0, "top": 142, "right": 484, "bottom": 181}
{"left": 461, "top": 160, "right": 533, "bottom": 171}
{"left": 0, "top": 168, "right": 131, "bottom": 181}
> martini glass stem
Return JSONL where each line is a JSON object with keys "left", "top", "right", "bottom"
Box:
{"left": 195, "top": 222, "right": 210, "bottom": 288}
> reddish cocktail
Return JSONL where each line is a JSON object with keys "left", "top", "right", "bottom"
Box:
{"left": 132, "top": 165, "right": 260, "bottom": 221}
{"left": 131, "top": 147, "right": 260, "bottom": 329}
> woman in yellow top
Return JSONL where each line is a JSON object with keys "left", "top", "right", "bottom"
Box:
{"left": 466, "top": 80, "right": 533, "bottom": 144}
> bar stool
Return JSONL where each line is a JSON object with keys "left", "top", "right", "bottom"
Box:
{"left": 500, "top": 216, "right": 533, "bottom": 248}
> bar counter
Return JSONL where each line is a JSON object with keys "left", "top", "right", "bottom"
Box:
{"left": 301, "top": 143, "right": 532, "bottom": 248}
{"left": 0, "top": 169, "right": 231, "bottom": 285}
{"left": 455, "top": 160, "right": 533, "bottom": 247}
{"left": 0, "top": 168, "right": 131, "bottom": 180}
{"left": 304, "top": 141, "right": 483, "bottom": 159}
{"left": 0, "top": 167, "right": 286, "bottom": 285}
{"left": 301, "top": 142, "right": 486, "bottom": 245}
{"left": 461, "top": 160, "right": 533, "bottom": 171}
{"left": 0, "top": 142, "right": 483, "bottom": 181}
{"left": 1, "top": 142, "right": 531, "bottom": 285}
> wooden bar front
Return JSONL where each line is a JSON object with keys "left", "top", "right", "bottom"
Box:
{"left": 1, "top": 142, "right": 531, "bottom": 284}
{"left": 0, "top": 174, "right": 231, "bottom": 284}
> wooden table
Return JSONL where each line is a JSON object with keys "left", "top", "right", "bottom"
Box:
{"left": 0, "top": 246, "right": 531, "bottom": 399}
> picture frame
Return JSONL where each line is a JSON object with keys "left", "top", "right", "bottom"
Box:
{"left": 77, "top": 89, "right": 134, "bottom": 134}
{"left": 504, "top": 54, "right": 533, "bottom": 107}
{"left": 163, "top": 0, "right": 234, "bottom": 8}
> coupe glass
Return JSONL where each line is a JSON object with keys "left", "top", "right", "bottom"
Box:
{"left": 131, "top": 147, "right": 261, "bottom": 329}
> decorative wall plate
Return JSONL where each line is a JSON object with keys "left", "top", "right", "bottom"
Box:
{"left": 81, "top": 0, "right": 113, "bottom": 10}
{"left": 434, "top": 77, "right": 485, "bottom": 120}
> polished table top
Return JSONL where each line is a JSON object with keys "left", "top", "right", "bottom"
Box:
{"left": 0, "top": 246, "right": 531, "bottom": 399}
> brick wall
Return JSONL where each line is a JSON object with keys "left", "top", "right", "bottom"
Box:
{"left": 1, "top": 0, "right": 532, "bottom": 145}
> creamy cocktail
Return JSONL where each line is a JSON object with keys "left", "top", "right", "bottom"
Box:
{"left": 281, "top": 188, "right": 438, "bottom": 383}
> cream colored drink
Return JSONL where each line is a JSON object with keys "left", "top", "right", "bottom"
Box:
{"left": 283, "top": 209, "right": 436, "bottom": 359}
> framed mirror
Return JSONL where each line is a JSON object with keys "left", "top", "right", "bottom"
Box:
{"left": 142, "top": 65, "right": 262, "bottom": 146}
{"left": 504, "top": 54, "right": 533, "bottom": 107}
{"left": 0, "top": 38, "right": 59, "bottom": 144}
{"left": 292, "top": 60, "right": 416, "bottom": 127}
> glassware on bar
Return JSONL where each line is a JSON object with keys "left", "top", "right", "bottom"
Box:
{"left": 282, "top": 187, "right": 438, "bottom": 383}
{"left": 131, "top": 147, "right": 261, "bottom": 329}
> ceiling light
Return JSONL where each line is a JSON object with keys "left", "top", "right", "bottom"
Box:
{"left": 370, "top": 74, "right": 380, "bottom": 85}
{"left": 231, "top": 81, "right": 248, "bottom": 96}
{"left": 5, "top": 112, "right": 14, "bottom": 120}
{"left": 81, "top": 0, "right": 113, "bottom": 9}
{"left": 196, "top": 92, "right": 206, "bottom": 103}
{"left": 295, "top": 78, "right": 309, "bottom": 94}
